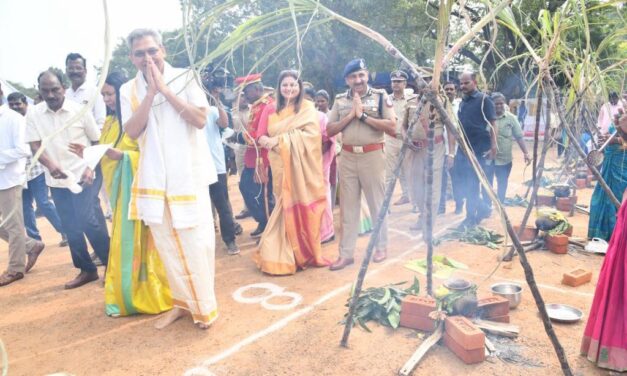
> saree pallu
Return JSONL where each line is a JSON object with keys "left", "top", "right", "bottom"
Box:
{"left": 319, "top": 112, "right": 335, "bottom": 242}
{"left": 588, "top": 144, "right": 627, "bottom": 240}
{"left": 255, "top": 101, "right": 329, "bottom": 275}
{"left": 101, "top": 116, "right": 172, "bottom": 316}
{"left": 359, "top": 196, "right": 373, "bottom": 235}
{"left": 581, "top": 199, "right": 627, "bottom": 371}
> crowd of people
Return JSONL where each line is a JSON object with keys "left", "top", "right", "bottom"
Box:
{"left": 1, "top": 28, "right": 626, "bottom": 370}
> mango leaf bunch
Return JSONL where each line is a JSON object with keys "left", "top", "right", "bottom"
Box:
{"left": 434, "top": 226, "right": 504, "bottom": 249}
{"left": 343, "top": 278, "right": 420, "bottom": 331}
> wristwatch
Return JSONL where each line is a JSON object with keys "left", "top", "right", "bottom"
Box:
{"left": 360, "top": 112, "right": 369, "bottom": 122}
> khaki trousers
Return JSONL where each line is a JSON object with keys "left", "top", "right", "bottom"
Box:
{"left": 404, "top": 142, "right": 445, "bottom": 229}
{"left": 339, "top": 149, "right": 388, "bottom": 258}
{"left": 385, "top": 136, "right": 409, "bottom": 201}
{"left": 0, "top": 185, "right": 36, "bottom": 273}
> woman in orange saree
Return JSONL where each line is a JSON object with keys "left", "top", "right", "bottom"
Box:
{"left": 255, "top": 70, "right": 329, "bottom": 275}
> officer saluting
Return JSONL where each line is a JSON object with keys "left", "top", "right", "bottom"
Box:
{"left": 327, "top": 58, "right": 396, "bottom": 271}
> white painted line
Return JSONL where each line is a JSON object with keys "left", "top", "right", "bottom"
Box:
{"left": 458, "top": 270, "right": 594, "bottom": 298}
{"left": 190, "top": 225, "right": 453, "bottom": 372}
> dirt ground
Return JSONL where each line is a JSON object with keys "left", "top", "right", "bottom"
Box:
{"left": 0, "top": 144, "right": 612, "bottom": 376}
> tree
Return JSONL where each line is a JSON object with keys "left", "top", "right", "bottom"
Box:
{"left": 7, "top": 80, "right": 38, "bottom": 99}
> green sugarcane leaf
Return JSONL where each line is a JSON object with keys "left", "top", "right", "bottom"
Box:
{"left": 407, "top": 277, "right": 421, "bottom": 295}
{"left": 388, "top": 310, "right": 401, "bottom": 328}
{"left": 374, "top": 288, "right": 391, "bottom": 305}
{"left": 357, "top": 318, "right": 372, "bottom": 332}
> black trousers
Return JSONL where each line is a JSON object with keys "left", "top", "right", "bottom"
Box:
{"left": 50, "top": 167, "right": 110, "bottom": 273}
{"left": 209, "top": 173, "right": 237, "bottom": 244}
{"left": 454, "top": 151, "right": 491, "bottom": 223}
{"left": 450, "top": 155, "right": 465, "bottom": 208}
{"left": 239, "top": 167, "right": 274, "bottom": 227}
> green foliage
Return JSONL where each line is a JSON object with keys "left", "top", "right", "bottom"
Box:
{"left": 434, "top": 226, "right": 504, "bottom": 249}
{"left": 6, "top": 80, "right": 38, "bottom": 99}
{"left": 343, "top": 278, "right": 420, "bottom": 332}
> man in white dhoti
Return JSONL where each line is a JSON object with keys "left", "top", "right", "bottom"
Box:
{"left": 120, "top": 28, "right": 218, "bottom": 329}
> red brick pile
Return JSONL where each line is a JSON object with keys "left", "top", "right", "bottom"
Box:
{"left": 399, "top": 294, "right": 514, "bottom": 365}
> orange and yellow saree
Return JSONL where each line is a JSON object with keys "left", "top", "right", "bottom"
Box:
{"left": 255, "top": 101, "right": 328, "bottom": 275}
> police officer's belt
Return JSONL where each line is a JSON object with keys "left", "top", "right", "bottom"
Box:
{"left": 411, "top": 135, "right": 444, "bottom": 149}
{"left": 342, "top": 143, "right": 384, "bottom": 154}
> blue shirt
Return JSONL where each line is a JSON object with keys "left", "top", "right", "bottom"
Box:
{"left": 458, "top": 90, "right": 496, "bottom": 153}
{"left": 204, "top": 107, "right": 226, "bottom": 174}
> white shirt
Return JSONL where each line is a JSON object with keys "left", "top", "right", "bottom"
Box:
{"left": 120, "top": 64, "right": 216, "bottom": 189}
{"left": 25, "top": 100, "right": 101, "bottom": 188}
{"left": 0, "top": 105, "right": 30, "bottom": 189}
{"left": 204, "top": 107, "right": 226, "bottom": 175}
{"left": 66, "top": 82, "right": 107, "bottom": 129}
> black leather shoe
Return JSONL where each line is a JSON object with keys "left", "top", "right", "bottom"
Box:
{"left": 250, "top": 224, "right": 266, "bottom": 238}
{"left": 235, "top": 209, "right": 251, "bottom": 220}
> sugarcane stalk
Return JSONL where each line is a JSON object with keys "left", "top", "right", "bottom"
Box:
{"left": 504, "top": 90, "right": 555, "bottom": 261}
{"left": 425, "top": 118, "right": 436, "bottom": 296}
{"left": 424, "top": 85, "right": 572, "bottom": 376}
{"left": 531, "top": 89, "right": 543, "bottom": 195}
{"left": 544, "top": 76, "right": 620, "bottom": 209}
{"left": 330, "top": 9, "right": 572, "bottom": 374}
{"left": 340, "top": 97, "right": 427, "bottom": 347}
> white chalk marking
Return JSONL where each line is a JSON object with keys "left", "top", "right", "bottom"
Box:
{"left": 191, "top": 225, "right": 451, "bottom": 372}
{"left": 459, "top": 270, "right": 594, "bottom": 298}
{"left": 232, "top": 282, "right": 303, "bottom": 311}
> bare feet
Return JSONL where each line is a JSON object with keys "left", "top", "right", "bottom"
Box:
{"left": 154, "top": 307, "right": 187, "bottom": 329}
{"left": 195, "top": 322, "right": 211, "bottom": 330}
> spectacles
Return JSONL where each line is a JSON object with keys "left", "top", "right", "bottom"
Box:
{"left": 133, "top": 48, "right": 160, "bottom": 58}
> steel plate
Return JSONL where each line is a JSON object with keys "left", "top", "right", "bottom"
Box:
{"left": 545, "top": 303, "right": 583, "bottom": 323}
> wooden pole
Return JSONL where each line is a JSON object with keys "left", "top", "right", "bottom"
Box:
{"left": 425, "top": 117, "right": 436, "bottom": 296}
{"left": 504, "top": 86, "right": 555, "bottom": 261}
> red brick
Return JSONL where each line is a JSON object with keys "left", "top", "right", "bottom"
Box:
{"left": 443, "top": 332, "right": 485, "bottom": 364}
{"left": 445, "top": 316, "right": 485, "bottom": 350}
{"left": 562, "top": 268, "right": 592, "bottom": 287}
{"left": 400, "top": 312, "right": 436, "bottom": 332}
{"left": 483, "top": 315, "right": 510, "bottom": 323}
{"left": 401, "top": 295, "right": 436, "bottom": 317}
{"left": 477, "top": 295, "right": 510, "bottom": 318}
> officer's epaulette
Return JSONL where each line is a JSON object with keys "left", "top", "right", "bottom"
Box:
{"left": 335, "top": 91, "right": 348, "bottom": 99}
{"left": 406, "top": 93, "right": 419, "bottom": 101}
{"left": 370, "top": 88, "right": 387, "bottom": 95}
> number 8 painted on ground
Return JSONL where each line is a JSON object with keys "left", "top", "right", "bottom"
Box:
{"left": 232, "top": 282, "right": 303, "bottom": 311}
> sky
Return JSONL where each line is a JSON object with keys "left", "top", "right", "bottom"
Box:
{"left": 0, "top": 0, "right": 183, "bottom": 88}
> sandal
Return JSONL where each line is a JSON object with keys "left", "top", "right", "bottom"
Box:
{"left": 0, "top": 271, "right": 24, "bottom": 287}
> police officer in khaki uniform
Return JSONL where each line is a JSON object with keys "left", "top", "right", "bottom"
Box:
{"left": 327, "top": 59, "right": 396, "bottom": 271}
{"left": 402, "top": 91, "right": 456, "bottom": 232}
{"left": 387, "top": 70, "right": 415, "bottom": 207}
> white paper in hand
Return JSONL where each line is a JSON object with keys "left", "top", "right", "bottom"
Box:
{"left": 83, "top": 144, "right": 113, "bottom": 170}
{"left": 57, "top": 170, "right": 83, "bottom": 194}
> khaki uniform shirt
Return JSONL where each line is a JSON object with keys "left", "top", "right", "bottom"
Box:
{"left": 402, "top": 95, "right": 451, "bottom": 142}
{"left": 328, "top": 87, "right": 395, "bottom": 146}
{"left": 391, "top": 93, "right": 416, "bottom": 136}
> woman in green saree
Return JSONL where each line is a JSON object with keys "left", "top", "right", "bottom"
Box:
{"left": 75, "top": 72, "right": 172, "bottom": 316}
